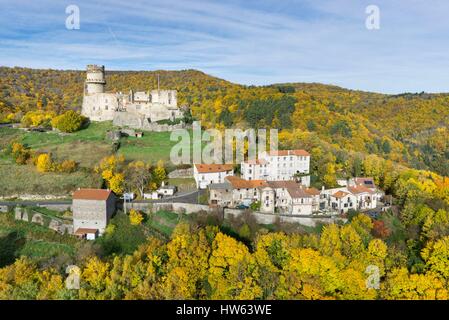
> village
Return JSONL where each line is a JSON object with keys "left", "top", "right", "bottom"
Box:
{"left": 5, "top": 147, "right": 388, "bottom": 240}
{"left": 0, "top": 65, "right": 390, "bottom": 241}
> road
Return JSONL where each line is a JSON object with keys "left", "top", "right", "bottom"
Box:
{"left": 0, "top": 123, "right": 19, "bottom": 128}
{"left": 0, "top": 190, "right": 205, "bottom": 207}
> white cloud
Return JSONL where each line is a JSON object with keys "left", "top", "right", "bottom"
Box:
{"left": 0, "top": 0, "right": 448, "bottom": 93}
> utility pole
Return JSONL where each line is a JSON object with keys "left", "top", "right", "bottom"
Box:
{"left": 157, "top": 74, "right": 160, "bottom": 92}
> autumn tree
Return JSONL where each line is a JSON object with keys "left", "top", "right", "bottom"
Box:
{"left": 125, "top": 161, "right": 152, "bottom": 198}
{"left": 51, "top": 110, "right": 86, "bottom": 133}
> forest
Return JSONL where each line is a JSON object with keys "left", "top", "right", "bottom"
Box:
{"left": 1, "top": 66, "right": 447, "bottom": 177}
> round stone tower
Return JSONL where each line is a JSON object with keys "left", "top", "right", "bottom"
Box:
{"left": 85, "top": 64, "right": 105, "bottom": 94}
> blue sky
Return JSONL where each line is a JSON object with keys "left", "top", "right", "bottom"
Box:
{"left": 0, "top": 0, "right": 448, "bottom": 93}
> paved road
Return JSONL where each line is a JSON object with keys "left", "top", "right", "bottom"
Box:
{"left": 134, "top": 189, "right": 205, "bottom": 204}
{"left": 0, "top": 190, "right": 205, "bottom": 207}
{"left": 0, "top": 123, "right": 19, "bottom": 128}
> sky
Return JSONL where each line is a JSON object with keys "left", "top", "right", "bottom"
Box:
{"left": 0, "top": 0, "right": 448, "bottom": 93}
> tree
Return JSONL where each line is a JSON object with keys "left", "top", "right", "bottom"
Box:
{"left": 51, "top": 110, "right": 86, "bottom": 133}
{"left": 96, "top": 155, "right": 125, "bottom": 195}
{"left": 129, "top": 209, "right": 144, "bottom": 225}
{"left": 36, "top": 153, "right": 53, "bottom": 173}
{"left": 125, "top": 161, "right": 152, "bottom": 198}
{"left": 152, "top": 160, "right": 167, "bottom": 188}
{"left": 11, "top": 142, "right": 32, "bottom": 165}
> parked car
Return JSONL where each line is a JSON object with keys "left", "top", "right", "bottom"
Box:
{"left": 236, "top": 204, "right": 249, "bottom": 209}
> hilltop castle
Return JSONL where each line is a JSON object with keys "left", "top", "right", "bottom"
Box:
{"left": 81, "top": 65, "right": 183, "bottom": 129}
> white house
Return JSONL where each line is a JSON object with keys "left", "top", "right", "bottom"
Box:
{"left": 347, "top": 185, "right": 377, "bottom": 210}
{"left": 194, "top": 164, "right": 234, "bottom": 189}
{"left": 320, "top": 181, "right": 379, "bottom": 214}
{"left": 328, "top": 190, "right": 358, "bottom": 214}
{"left": 241, "top": 149, "right": 310, "bottom": 185}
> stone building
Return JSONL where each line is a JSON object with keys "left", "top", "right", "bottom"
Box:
{"left": 241, "top": 149, "right": 311, "bottom": 185}
{"left": 193, "top": 164, "right": 234, "bottom": 189}
{"left": 81, "top": 65, "right": 183, "bottom": 128}
{"left": 72, "top": 188, "right": 116, "bottom": 239}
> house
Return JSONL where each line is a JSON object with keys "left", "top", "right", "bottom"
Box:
{"left": 241, "top": 149, "right": 310, "bottom": 185}
{"left": 347, "top": 185, "right": 377, "bottom": 210}
{"left": 209, "top": 177, "right": 317, "bottom": 215}
{"left": 193, "top": 163, "right": 234, "bottom": 189}
{"left": 74, "top": 228, "right": 98, "bottom": 240}
{"left": 350, "top": 177, "right": 384, "bottom": 203}
{"left": 320, "top": 183, "right": 378, "bottom": 214}
{"left": 157, "top": 184, "right": 177, "bottom": 196}
{"left": 209, "top": 182, "right": 233, "bottom": 207}
{"left": 72, "top": 188, "right": 116, "bottom": 239}
{"left": 209, "top": 176, "right": 274, "bottom": 213}
{"left": 328, "top": 190, "right": 357, "bottom": 214}
{"left": 226, "top": 176, "right": 269, "bottom": 208}
{"left": 267, "top": 181, "right": 317, "bottom": 215}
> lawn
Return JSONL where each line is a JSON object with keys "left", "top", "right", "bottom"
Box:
{"left": 117, "top": 129, "right": 192, "bottom": 167}
{"left": 167, "top": 178, "right": 196, "bottom": 192}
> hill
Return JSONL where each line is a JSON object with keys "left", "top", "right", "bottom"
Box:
{"left": 0, "top": 66, "right": 448, "bottom": 176}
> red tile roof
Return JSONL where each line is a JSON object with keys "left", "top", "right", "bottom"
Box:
{"left": 226, "top": 176, "right": 268, "bottom": 189}
{"left": 355, "top": 177, "right": 376, "bottom": 188}
{"left": 268, "top": 149, "right": 310, "bottom": 157}
{"left": 74, "top": 228, "right": 98, "bottom": 235}
{"left": 286, "top": 186, "right": 311, "bottom": 199}
{"left": 267, "top": 180, "right": 300, "bottom": 189}
{"left": 305, "top": 187, "right": 321, "bottom": 196}
{"left": 332, "top": 190, "right": 351, "bottom": 199}
{"left": 73, "top": 188, "right": 113, "bottom": 201}
{"left": 348, "top": 185, "right": 374, "bottom": 194}
{"left": 244, "top": 159, "right": 267, "bottom": 165}
{"left": 194, "top": 163, "right": 234, "bottom": 173}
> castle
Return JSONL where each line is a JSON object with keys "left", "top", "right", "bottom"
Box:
{"left": 81, "top": 65, "right": 184, "bottom": 129}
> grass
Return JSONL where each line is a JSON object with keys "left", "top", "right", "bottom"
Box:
{"left": 0, "top": 158, "right": 102, "bottom": 196}
{"left": 0, "top": 211, "right": 79, "bottom": 265}
{"left": 96, "top": 213, "right": 147, "bottom": 256}
{"left": 30, "top": 206, "right": 72, "bottom": 221}
{"left": 0, "top": 122, "right": 196, "bottom": 197}
{"left": 18, "top": 239, "right": 75, "bottom": 259}
{"left": 167, "top": 178, "right": 196, "bottom": 192}
{"left": 146, "top": 210, "right": 181, "bottom": 237}
{"left": 117, "top": 129, "right": 192, "bottom": 165}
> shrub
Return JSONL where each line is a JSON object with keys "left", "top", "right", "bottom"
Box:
{"left": 11, "top": 142, "right": 32, "bottom": 165}
{"left": 36, "top": 153, "right": 53, "bottom": 173}
{"left": 21, "top": 110, "right": 54, "bottom": 128}
{"left": 57, "top": 160, "right": 77, "bottom": 173}
{"left": 51, "top": 110, "right": 86, "bottom": 133}
{"left": 129, "top": 209, "right": 144, "bottom": 225}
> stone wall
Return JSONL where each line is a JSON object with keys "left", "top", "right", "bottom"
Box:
{"left": 168, "top": 168, "right": 193, "bottom": 178}
{"left": 13, "top": 206, "right": 73, "bottom": 234}
{"left": 224, "top": 208, "right": 346, "bottom": 227}
{"left": 126, "top": 202, "right": 211, "bottom": 214}
{"left": 112, "top": 111, "right": 187, "bottom": 131}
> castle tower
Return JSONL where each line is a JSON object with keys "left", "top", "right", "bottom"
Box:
{"left": 84, "top": 65, "right": 105, "bottom": 95}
